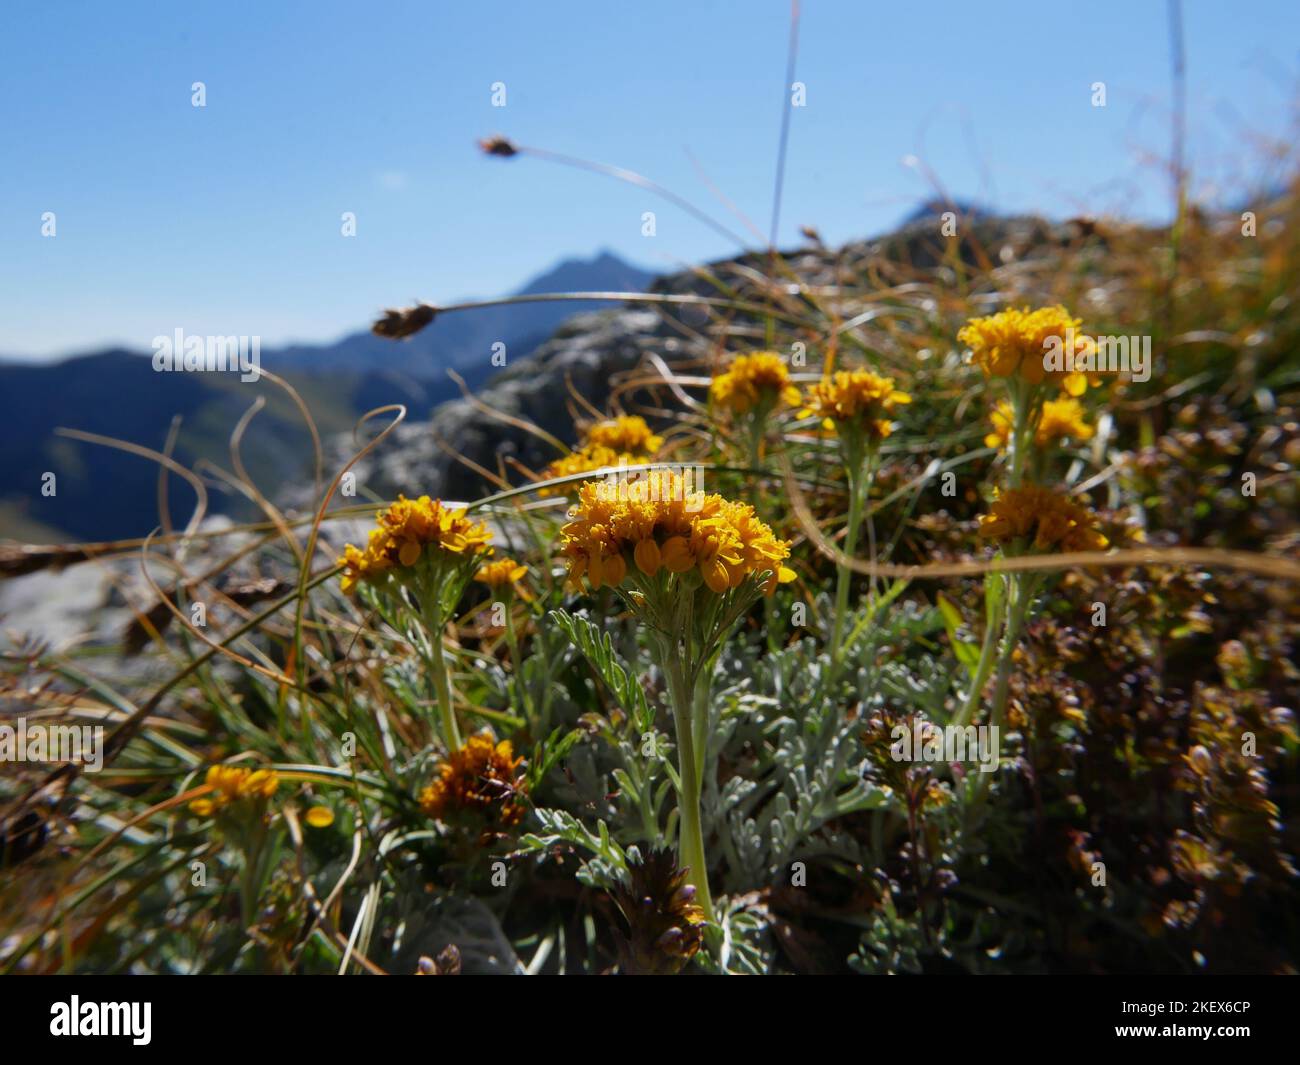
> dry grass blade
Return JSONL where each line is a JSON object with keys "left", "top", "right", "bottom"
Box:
{"left": 778, "top": 452, "right": 1300, "bottom": 582}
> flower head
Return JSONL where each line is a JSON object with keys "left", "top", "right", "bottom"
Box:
{"left": 985, "top": 397, "right": 1095, "bottom": 450}
{"left": 609, "top": 847, "right": 707, "bottom": 974}
{"left": 476, "top": 557, "right": 527, "bottom": 590}
{"left": 584, "top": 415, "right": 663, "bottom": 455}
{"left": 415, "top": 945, "right": 463, "bottom": 976}
{"left": 418, "top": 730, "right": 527, "bottom": 829}
{"left": 338, "top": 495, "right": 493, "bottom": 592}
{"left": 800, "top": 369, "right": 911, "bottom": 441}
{"left": 540, "top": 445, "right": 624, "bottom": 493}
{"left": 709, "top": 352, "right": 802, "bottom": 416}
{"left": 190, "top": 763, "right": 280, "bottom": 817}
{"left": 538, "top": 445, "right": 653, "bottom": 497}
{"left": 977, "top": 484, "right": 1109, "bottom": 553}
{"left": 540, "top": 415, "right": 662, "bottom": 498}
{"left": 1038, "top": 396, "right": 1095, "bottom": 444}
{"left": 958, "top": 305, "right": 1095, "bottom": 396}
{"left": 305, "top": 806, "right": 335, "bottom": 828}
{"left": 478, "top": 135, "right": 519, "bottom": 158}
{"left": 372, "top": 302, "right": 437, "bottom": 340}
{"left": 559, "top": 470, "right": 795, "bottom": 596}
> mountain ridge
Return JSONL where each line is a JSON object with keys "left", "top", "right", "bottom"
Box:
{"left": 0, "top": 249, "right": 656, "bottom": 541}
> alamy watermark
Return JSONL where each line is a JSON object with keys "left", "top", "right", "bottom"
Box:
{"left": 152, "top": 328, "right": 261, "bottom": 382}
{"left": 0, "top": 717, "right": 104, "bottom": 772}
{"left": 1043, "top": 328, "right": 1151, "bottom": 383}
{"left": 593, "top": 460, "right": 709, "bottom": 511}
{"left": 50, "top": 997, "right": 151, "bottom": 1045}
{"left": 891, "top": 721, "right": 1000, "bottom": 774}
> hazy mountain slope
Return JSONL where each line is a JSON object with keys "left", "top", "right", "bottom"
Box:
{"left": 0, "top": 352, "right": 367, "bottom": 542}
{"left": 0, "top": 250, "right": 655, "bottom": 542}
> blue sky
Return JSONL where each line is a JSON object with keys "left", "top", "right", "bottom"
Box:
{"left": 2, "top": 0, "right": 1295, "bottom": 359}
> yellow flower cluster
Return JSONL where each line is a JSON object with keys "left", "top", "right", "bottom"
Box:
{"left": 539, "top": 417, "right": 662, "bottom": 497}
{"left": 190, "top": 763, "right": 280, "bottom": 817}
{"left": 476, "top": 557, "right": 527, "bottom": 589}
{"left": 338, "top": 495, "right": 493, "bottom": 592}
{"left": 584, "top": 415, "right": 663, "bottom": 454}
{"left": 801, "top": 369, "right": 912, "bottom": 440}
{"left": 985, "top": 397, "right": 1094, "bottom": 450}
{"left": 559, "top": 469, "right": 795, "bottom": 595}
{"left": 978, "top": 484, "right": 1109, "bottom": 553}
{"left": 709, "top": 352, "right": 802, "bottom": 416}
{"left": 958, "top": 305, "right": 1093, "bottom": 396}
{"left": 418, "top": 731, "right": 527, "bottom": 827}
{"left": 538, "top": 444, "right": 641, "bottom": 495}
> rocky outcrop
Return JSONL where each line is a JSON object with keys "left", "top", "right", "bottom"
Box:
{"left": 342, "top": 306, "right": 681, "bottom": 502}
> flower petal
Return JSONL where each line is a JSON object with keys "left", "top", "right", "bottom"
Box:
{"left": 634, "top": 538, "right": 662, "bottom": 575}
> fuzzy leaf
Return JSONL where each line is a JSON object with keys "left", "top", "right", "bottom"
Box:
{"left": 549, "top": 608, "right": 653, "bottom": 730}
{"left": 936, "top": 592, "right": 981, "bottom": 679}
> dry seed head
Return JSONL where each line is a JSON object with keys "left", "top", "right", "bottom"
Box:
{"left": 372, "top": 302, "right": 438, "bottom": 340}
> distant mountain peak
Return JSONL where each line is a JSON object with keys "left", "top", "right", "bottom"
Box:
{"left": 517, "top": 249, "right": 655, "bottom": 292}
{"left": 900, "top": 198, "right": 994, "bottom": 226}
{"left": 263, "top": 249, "right": 659, "bottom": 380}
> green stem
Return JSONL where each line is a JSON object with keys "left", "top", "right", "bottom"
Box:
{"left": 745, "top": 414, "right": 783, "bottom": 656}
{"left": 830, "top": 464, "right": 865, "bottom": 662}
{"left": 503, "top": 596, "right": 530, "bottom": 725}
{"left": 987, "top": 574, "right": 1032, "bottom": 734}
{"left": 428, "top": 640, "right": 462, "bottom": 750}
{"left": 664, "top": 652, "right": 715, "bottom": 923}
{"left": 692, "top": 654, "right": 713, "bottom": 785}
{"left": 417, "top": 571, "right": 463, "bottom": 750}
{"left": 763, "top": 591, "right": 780, "bottom": 655}
{"left": 1008, "top": 384, "right": 1029, "bottom": 489}
{"left": 966, "top": 572, "right": 1032, "bottom": 813}
{"left": 952, "top": 579, "right": 1008, "bottom": 729}
{"left": 746, "top": 418, "right": 764, "bottom": 472}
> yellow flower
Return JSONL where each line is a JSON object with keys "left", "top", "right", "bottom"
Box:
{"left": 539, "top": 416, "right": 662, "bottom": 498}
{"left": 709, "top": 352, "right": 803, "bottom": 416}
{"left": 418, "top": 731, "right": 527, "bottom": 827}
{"left": 338, "top": 495, "right": 493, "bottom": 592}
{"left": 800, "top": 369, "right": 912, "bottom": 440}
{"left": 984, "top": 402, "right": 1015, "bottom": 450}
{"left": 559, "top": 469, "right": 795, "bottom": 596}
{"left": 189, "top": 763, "right": 280, "bottom": 817}
{"left": 305, "top": 805, "right": 335, "bottom": 828}
{"left": 985, "top": 397, "right": 1094, "bottom": 449}
{"left": 1038, "top": 397, "right": 1095, "bottom": 444}
{"left": 476, "top": 557, "right": 527, "bottom": 589}
{"left": 958, "top": 305, "right": 1095, "bottom": 396}
{"left": 584, "top": 415, "right": 663, "bottom": 455}
{"left": 977, "top": 484, "right": 1109, "bottom": 553}
{"left": 538, "top": 444, "right": 648, "bottom": 496}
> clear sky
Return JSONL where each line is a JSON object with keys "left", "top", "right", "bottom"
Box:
{"left": 2, "top": 0, "right": 1295, "bottom": 360}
